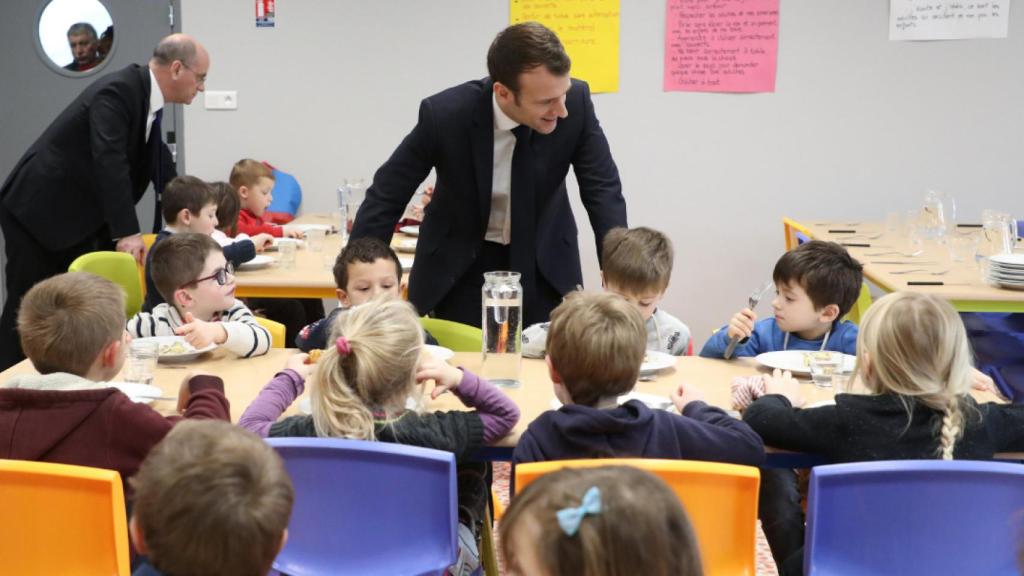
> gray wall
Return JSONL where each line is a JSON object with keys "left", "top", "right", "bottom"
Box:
{"left": 181, "top": 0, "right": 1023, "bottom": 346}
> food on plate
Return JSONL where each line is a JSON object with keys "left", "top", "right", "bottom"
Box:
{"left": 159, "top": 341, "right": 191, "bottom": 355}
{"left": 803, "top": 351, "right": 833, "bottom": 366}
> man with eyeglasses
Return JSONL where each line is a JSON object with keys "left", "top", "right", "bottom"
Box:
{"left": 0, "top": 33, "right": 210, "bottom": 370}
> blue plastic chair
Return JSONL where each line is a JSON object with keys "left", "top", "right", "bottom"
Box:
{"left": 267, "top": 437, "right": 457, "bottom": 576}
{"left": 805, "top": 460, "right": 1024, "bottom": 575}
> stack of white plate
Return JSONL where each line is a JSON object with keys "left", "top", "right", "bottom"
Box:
{"left": 986, "top": 254, "right": 1024, "bottom": 291}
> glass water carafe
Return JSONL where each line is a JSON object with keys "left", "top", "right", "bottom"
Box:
{"left": 481, "top": 271, "right": 522, "bottom": 388}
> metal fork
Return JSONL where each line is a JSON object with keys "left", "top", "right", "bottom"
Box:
{"left": 890, "top": 269, "right": 950, "bottom": 276}
{"left": 723, "top": 281, "right": 774, "bottom": 359}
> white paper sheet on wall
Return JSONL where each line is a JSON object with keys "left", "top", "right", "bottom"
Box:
{"left": 890, "top": 0, "right": 1010, "bottom": 40}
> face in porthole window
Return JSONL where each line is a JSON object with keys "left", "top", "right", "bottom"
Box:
{"left": 37, "top": 0, "right": 114, "bottom": 75}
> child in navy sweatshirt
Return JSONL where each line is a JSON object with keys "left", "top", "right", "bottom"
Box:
{"left": 513, "top": 292, "right": 764, "bottom": 467}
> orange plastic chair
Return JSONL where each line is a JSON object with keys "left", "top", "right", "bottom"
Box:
{"left": 0, "top": 460, "right": 130, "bottom": 575}
{"left": 515, "top": 459, "right": 760, "bottom": 576}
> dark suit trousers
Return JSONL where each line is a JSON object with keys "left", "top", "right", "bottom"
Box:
{"left": 430, "top": 241, "right": 562, "bottom": 328}
{"left": 0, "top": 208, "right": 103, "bottom": 369}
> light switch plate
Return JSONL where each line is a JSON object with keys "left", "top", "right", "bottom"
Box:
{"left": 204, "top": 91, "right": 237, "bottom": 110}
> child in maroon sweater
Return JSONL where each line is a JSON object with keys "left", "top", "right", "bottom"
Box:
{"left": 0, "top": 272, "right": 230, "bottom": 497}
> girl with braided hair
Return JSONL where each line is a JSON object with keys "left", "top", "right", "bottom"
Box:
{"left": 743, "top": 291, "right": 1024, "bottom": 575}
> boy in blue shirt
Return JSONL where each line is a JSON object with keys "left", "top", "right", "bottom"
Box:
{"left": 701, "top": 240, "right": 863, "bottom": 358}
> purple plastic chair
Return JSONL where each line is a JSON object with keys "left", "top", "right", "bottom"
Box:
{"left": 267, "top": 438, "right": 457, "bottom": 576}
{"left": 805, "top": 460, "right": 1024, "bottom": 575}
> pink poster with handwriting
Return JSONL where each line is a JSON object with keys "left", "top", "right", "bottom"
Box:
{"left": 664, "top": 0, "right": 780, "bottom": 93}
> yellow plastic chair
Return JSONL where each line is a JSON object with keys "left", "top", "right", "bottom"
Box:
{"left": 420, "top": 317, "right": 483, "bottom": 352}
{"left": 0, "top": 460, "right": 130, "bottom": 575}
{"left": 69, "top": 251, "right": 143, "bottom": 317}
{"left": 256, "top": 316, "right": 287, "bottom": 348}
{"left": 842, "top": 283, "right": 873, "bottom": 325}
{"left": 516, "top": 459, "right": 760, "bottom": 576}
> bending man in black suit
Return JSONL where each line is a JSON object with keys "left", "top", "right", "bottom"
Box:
{"left": 351, "top": 22, "right": 626, "bottom": 327}
{"left": 0, "top": 34, "right": 208, "bottom": 369}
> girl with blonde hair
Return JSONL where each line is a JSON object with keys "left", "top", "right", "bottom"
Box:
{"left": 240, "top": 296, "right": 520, "bottom": 575}
{"left": 743, "top": 291, "right": 1024, "bottom": 575}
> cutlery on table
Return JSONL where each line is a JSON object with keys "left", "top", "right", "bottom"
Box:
{"left": 723, "top": 281, "right": 774, "bottom": 360}
{"left": 890, "top": 269, "right": 950, "bottom": 276}
{"left": 865, "top": 250, "right": 923, "bottom": 257}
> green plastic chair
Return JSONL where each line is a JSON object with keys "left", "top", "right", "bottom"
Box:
{"left": 68, "top": 251, "right": 143, "bottom": 317}
{"left": 420, "top": 317, "right": 483, "bottom": 352}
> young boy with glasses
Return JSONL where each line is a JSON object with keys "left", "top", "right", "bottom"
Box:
{"left": 127, "top": 233, "right": 271, "bottom": 357}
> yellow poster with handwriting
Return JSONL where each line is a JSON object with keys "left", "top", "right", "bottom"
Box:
{"left": 510, "top": 0, "right": 620, "bottom": 93}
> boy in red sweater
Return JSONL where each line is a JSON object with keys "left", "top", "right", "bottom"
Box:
{"left": 0, "top": 272, "right": 230, "bottom": 496}
{"left": 230, "top": 159, "right": 302, "bottom": 238}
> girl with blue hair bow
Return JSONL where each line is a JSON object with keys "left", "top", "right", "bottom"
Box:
{"left": 500, "top": 466, "right": 703, "bottom": 576}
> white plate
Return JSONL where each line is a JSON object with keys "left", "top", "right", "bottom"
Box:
{"left": 136, "top": 336, "right": 217, "bottom": 363}
{"left": 238, "top": 255, "right": 274, "bottom": 270}
{"left": 287, "top": 223, "right": 333, "bottom": 234}
{"left": 755, "top": 350, "right": 857, "bottom": 375}
{"left": 640, "top": 350, "right": 676, "bottom": 375}
{"left": 265, "top": 237, "right": 305, "bottom": 251}
{"left": 550, "top": 392, "right": 674, "bottom": 411}
{"left": 992, "top": 281, "right": 1024, "bottom": 291}
{"left": 989, "top": 254, "right": 1024, "bottom": 267}
{"left": 394, "top": 238, "right": 418, "bottom": 253}
{"left": 425, "top": 344, "right": 455, "bottom": 361}
{"left": 399, "top": 257, "right": 414, "bottom": 271}
{"left": 108, "top": 382, "right": 163, "bottom": 404}
{"left": 399, "top": 225, "right": 420, "bottom": 236}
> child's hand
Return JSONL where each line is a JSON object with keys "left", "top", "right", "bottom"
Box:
{"left": 284, "top": 227, "right": 304, "bottom": 239}
{"left": 415, "top": 355, "right": 464, "bottom": 399}
{"left": 970, "top": 367, "right": 1003, "bottom": 398}
{"left": 764, "top": 368, "right": 804, "bottom": 406}
{"left": 176, "top": 370, "right": 212, "bottom": 413}
{"left": 670, "top": 382, "right": 706, "bottom": 412}
{"left": 252, "top": 233, "right": 274, "bottom": 252}
{"left": 284, "top": 353, "right": 313, "bottom": 379}
{"left": 175, "top": 312, "right": 228, "bottom": 349}
{"left": 726, "top": 308, "right": 757, "bottom": 341}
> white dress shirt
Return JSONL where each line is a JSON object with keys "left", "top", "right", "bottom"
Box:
{"left": 146, "top": 68, "right": 164, "bottom": 142}
{"left": 487, "top": 94, "right": 520, "bottom": 245}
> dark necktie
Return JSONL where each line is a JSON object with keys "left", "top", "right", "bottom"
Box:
{"left": 509, "top": 124, "right": 537, "bottom": 316}
{"left": 151, "top": 109, "right": 164, "bottom": 233}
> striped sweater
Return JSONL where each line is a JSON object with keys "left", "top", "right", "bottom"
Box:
{"left": 126, "top": 300, "right": 271, "bottom": 358}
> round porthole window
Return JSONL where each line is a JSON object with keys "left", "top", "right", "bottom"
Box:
{"left": 35, "top": 0, "right": 115, "bottom": 78}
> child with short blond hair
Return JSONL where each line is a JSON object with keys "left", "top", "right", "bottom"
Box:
{"left": 0, "top": 272, "right": 230, "bottom": 497}
{"left": 143, "top": 176, "right": 272, "bottom": 311}
{"left": 523, "top": 226, "right": 691, "bottom": 358}
{"left": 240, "top": 296, "right": 519, "bottom": 575}
{"left": 129, "top": 233, "right": 271, "bottom": 357}
{"left": 501, "top": 465, "right": 703, "bottom": 576}
{"left": 129, "top": 420, "right": 294, "bottom": 576}
{"left": 744, "top": 291, "right": 1024, "bottom": 574}
{"left": 230, "top": 159, "right": 302, "bottom": 239}
{"left": 514, "top": 291, "right": 763, "bottom": 466}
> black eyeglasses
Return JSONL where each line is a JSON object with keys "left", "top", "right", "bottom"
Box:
{"left": 180, "top": 61, "right": 207, "bottom": 84}
{"left": 181, "top": 262, "right": 234, "bottom": 289}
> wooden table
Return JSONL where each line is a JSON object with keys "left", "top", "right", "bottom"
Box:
{"left": 784, "top": 218, "right": 1024, "bottom": 313}
{"left": 3, "top": 350, "right": 1006, "bottom": 461}
{"left": 232, "top": 214, "right": 416, "bottom": 299}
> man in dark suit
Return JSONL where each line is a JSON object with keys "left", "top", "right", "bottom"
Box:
{"left": 352, "top": 22, "right": 626, "bottom": 327}
{"left": 0, "top": 34, "right": 208, "bottom": 369}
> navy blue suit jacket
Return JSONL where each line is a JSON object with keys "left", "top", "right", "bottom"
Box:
{"left": 351, "top": 78, "right": 626, "bottom": 322}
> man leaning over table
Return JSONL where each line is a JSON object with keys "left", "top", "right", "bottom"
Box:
{"left": 0, "top": 33, "right": 208, "bottom": 370}
{"left": 351, "top": 22, "right": 626, "bottom": 327}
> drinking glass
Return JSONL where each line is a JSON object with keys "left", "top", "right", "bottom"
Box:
{"left": 124, "top": 339, "right": 159, "bottom": 385}
{"left": 947, "top": 236, "right": 978, "bottom": 263}
{"left": 481, "top": 271, "right": 522, "bottom": 388}
{"left": 277, "top": 240, "right": 297, "bottom": 269}
{"left": 305, "top": 228, "right": 326, "bottom": 252}
{"left": 346, "top": 178, "right": 366, "bottom": 234}
{"left": 808, "top": 352, "right": 842, "bottom": 388}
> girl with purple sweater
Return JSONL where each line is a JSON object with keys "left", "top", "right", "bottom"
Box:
{"left": 239, "top": 296, "right": 519, "bottom": 576}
